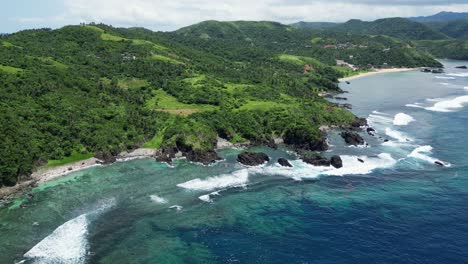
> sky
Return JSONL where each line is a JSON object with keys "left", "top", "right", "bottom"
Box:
{"left": 2, "top": 0, "right": 468, "bottom": 33}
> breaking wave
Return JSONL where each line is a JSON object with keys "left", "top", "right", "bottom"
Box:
{"left": 177, "top": 169, "right": 249, "bottom": 191}
{"left": 447, "top": 72, "right": 468, "bottom": 77}
{"left": 408, "top": 146, "right": 450, "bottom": 167}
{"left": 150, "top": 195, "right": 168, "bottom": 204}
{"left": 24, "top": 215, "right": 89, "bottom": 264}
{"left": 253, "top": 154, "right": 397, "bottom": 180}
{"left": 385, "top": 128, "right": 412, "bottom": 142}
{"left": 435, "top": 76, "right": 456, "bottom": 80}
{"left": 393, "top": 113, "right": 415, "bottom": 126}
{"left": 23, "top": 198, "right": 115, "bottom": 264}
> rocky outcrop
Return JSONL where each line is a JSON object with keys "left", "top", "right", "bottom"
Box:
{"left": 341, "top": 131, "right": 365, "bottom": 146}
{"left": 434, "top": 161, "right": 445, "bottom": 167}
{"left": 456, "top": 65, "right": 467, "bottom": 69}
{"left": 334, "top": 96, "right": 348, "bottom": 101}
{"left": 351, "top": 118, "right": 368, "bottom": 128}
{"left": 330, "top": 155, "right": 343, "bottom": 168}
{"left": 155, "top": 147, "right": 178, "bottom": 163}
{"left": 184, "top": 150, "right": 222, "bottom": 165}
{"left": 366, "top": 127, "right": 376, "bottom": 136}
{"left": 278, "top": 158, "right": 293, "bottom": 167}
{"left": 237, "top": 152, "right": 270, "bottom": 166}
{"left": 303, "top": 155, "right": 330, "bottom": 167}
{"left": 253, "top": 138, "right": 277, "bottom": 149}
{"left": 95, "top": 151, "right": 117, "bottom": 165}
{"left": 357, "top": 158, "right": 364, "bottom": 163}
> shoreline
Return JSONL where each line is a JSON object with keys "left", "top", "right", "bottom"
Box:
{"left": 339, "top": 68, "right": 418, "bottom": 82}
{"left": 0, "top": 148, "right": 159, "bottom": 203}
{"left": 0, "top": 67, "right": 418, "bottom": 203}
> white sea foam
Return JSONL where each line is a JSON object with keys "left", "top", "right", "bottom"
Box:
{"left": 425, "top": 95, "right": 468, "bottom": 112}
{"left": 177, "top": 169, "right": 249, "bottom": 191}
{"left": 150, "top": 195, "right": 168, "bottom": 204}
{"left": 368, "top": 113, "right": 393, "bottom": 125}
{"left": 23, "top": 198, "right": 115, "bottom": 263}
{"left": 324, "top": 154, "right": 397, "bottom": 176}
{"left": 198, "top": 191, "right": 221, "bottom": 202}
{"left": 198, "top": 194, "right": 212, "bottom": 202}
{"left": 408, "top": 146, "right": 450, "bottom": 167}
{"left": 439, "top": 82, "right": 450, "bottom": 86}
{"left": 254, "top": 153, "right": 397, "bottom": 180}
{"left": 464, "top": 86, "right": 468, "bottom": 90}
{"left": 435, "top": 76, "right": 456, "bottom": 80}
{"left": 405, "top": 103, "right": 425, "bottom": 109}
{"left": 24, "top": 214, "right": 89, "bottom": 264}
{"left": 372, "top": 110, "right": 390, "bottom": 116}
{"left": 393, "top": 113, "right": 415, "bottom": 126}
{"left": 385, "top": 128, "right": 412, "bottom": 142}
{"left": 447, "top": 72, "right": 468, "bottom": 77}
{"left": 169, "top": 205, "right": 183, "bottom": 211}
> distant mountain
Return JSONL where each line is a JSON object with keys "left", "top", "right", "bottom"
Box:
{"left": 334, "top": 17, "right": 447, "bottom": 40}
{"left": 409, "top": 11, "right": 468, "bottom": 23}
{"left": 290, "top": 22, "right": 339, "bottom": 30}
{"left": 435, "top": 19, "right": 468, "bottom": 40}
{"left": 176, "top": 20, "right": 289, "bottom": 40}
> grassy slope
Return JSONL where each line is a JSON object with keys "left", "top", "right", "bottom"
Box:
{"left": 0, "top": 65, "right": 24, "bottom": 74}
{"left": 46, "top": 152, "right": 94, "bottom": 167}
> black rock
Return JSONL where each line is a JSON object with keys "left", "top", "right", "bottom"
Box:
{"left": 340, "top": 131, "right": 365, "bottom": 146}
{"left": 432, "top": 68, "right": 444, "bottom": 74}
{"left": 95, "top": 151, "right": 117, "bottom": 165}
{"left": 237, "top": 152, "right": 270, "bottom": 166}
{"left": 155, "top": 147, "right": 178, "bottom": 164}
{"left": 366, "top": 127, "right": 376, "bottom": 135}
{"left": 303, "top": 155, "right": 330, "bottom": 167}
{"left": 351, "top": 118, "right": 368, "bottom": 128}
{"left": 341, "top": 103, "right": 353, "bottom": 109}
{"left": 278, "top": 158, "right": 293, "bottom": 167}
{"left": 357, "top": 158, "right": 364, "bottom": 163}
{"left": 455, "top": 65, "right": 467, "bottom": 69}
{"left": 184, "top": 150, "right": 222, "bottom": 165}
{"left": 330, "top": 155, "right": 343, "bottom": 168}
{"left": 334, "top": 96, "right": 348, "bottom": 101}
{"left": 384, "top": 139, "right": 389, "bottom": 142}
{"left": 435, "top": 161, "right": 445, "bottom": 167}
{"left": 345, "top": 81, "right": 351, "bottom": 84}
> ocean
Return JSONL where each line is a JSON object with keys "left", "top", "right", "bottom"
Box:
{"left": 1, "top": 60, "right": 467, "bottom": 264}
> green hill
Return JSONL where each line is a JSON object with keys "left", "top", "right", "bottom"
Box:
{"left": 335, "top": 18, "right": 448, "bottom": 40}
{"left": 438, "top": 19, "right": 468, "bottom": 40}
{"left": 290, "top": 22, "right": 339, "bottom": 30}
{"left": 0, "top": 23, "right": 357, "bottom": 187}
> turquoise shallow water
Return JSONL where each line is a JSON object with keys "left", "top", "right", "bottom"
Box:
{"left": 1, "top": 60, "right": 468, "bottom": 263}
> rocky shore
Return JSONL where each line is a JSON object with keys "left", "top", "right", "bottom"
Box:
{"left": 1, "top": 115, "right": 373, "bottom": 206}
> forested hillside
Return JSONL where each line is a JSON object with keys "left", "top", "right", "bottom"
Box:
{"left": 0, "top": 22, "right": 441, "bottom": 187}
{"left": 333, "top": 18, "right": 448, "bottom": 40}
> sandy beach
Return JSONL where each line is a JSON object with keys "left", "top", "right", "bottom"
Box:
{"left": 339, "top": 68, "right": 418, "bottom": 82}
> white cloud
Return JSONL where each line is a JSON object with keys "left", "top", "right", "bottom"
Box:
{"left": 16, "top": 0, "right": 468, "bottom": 31}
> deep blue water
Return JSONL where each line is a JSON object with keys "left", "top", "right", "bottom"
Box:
{"left": 1, "top": 60, "right": 467, "bottom": 263}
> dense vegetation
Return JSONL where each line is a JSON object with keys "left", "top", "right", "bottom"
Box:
{"left": 0, "top": 21, "right": 443, "bottom": 187}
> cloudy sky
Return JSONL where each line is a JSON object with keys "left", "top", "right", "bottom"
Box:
{"left": 2, "top": 0, "right": 468, "bottom": 33}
